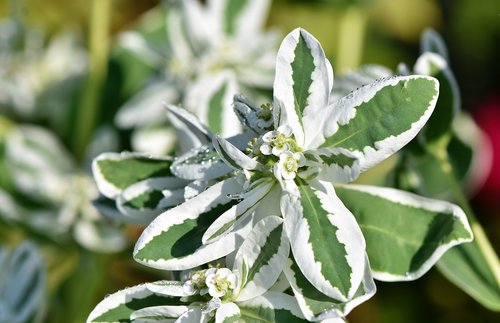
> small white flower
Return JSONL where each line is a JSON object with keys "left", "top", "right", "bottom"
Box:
{"left": 259, "top": 125, "right": 293, "bottom": 156}
{"left": 276, "top": 151, "right": 305, "bottom": 180}
{"left": 205, "top": 268, "right": 238, "bottom": 299}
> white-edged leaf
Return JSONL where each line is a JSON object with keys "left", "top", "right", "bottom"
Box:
{"left": 216, "top": 302, "right": 241, "bottom": 323}
{"left": 273, "top": 28, "right": 330, "bottom": 149}
{"left": 283, "top": 256, "right": 375, "bottom": 321}
{"left": 92, "top": 152, "right": 175, "bottom": 199}
{"left": 165, "top": 104, "right": 213, "bottom": 147}
{"left": 335, "top": 184, "right": 473, "bottom": 281}
{"left": 236, "top": 291, "right": 305, "bottom": 322}
{"left": 232, "top": 94, "right": 273, "bottom": 135}
{"left": 221, "top": 0, "right": 270, "bottom": 38}
{"left": 87, "top": 283, "right": 186, "bottom": 323}
{"left": 115, "top": 81, "right": 178, "bottom": 129}
{"left": 319, "top": 75, "right": 439, "bottom": 172}
{"left": 314, "top": 148, "right": 361, "bottom": 183}
{"left": 171, "top": 143, "right": 231, "bottom": 181}
{"left": 116, "top": 177, "right": 186, "bottom": 224}
{"left": 146, "top": 281, "right": 187, "bottom": 297}
{"left": 0, "top": 242, "right": 46, "bottom": 323}
{"left": 175, "top": 307, "right": 205, "bottom": 323}
{"left": 185, "top": 72, "right": 240, "bottom": 137}
{"left": 235, "top": 216, "right": 290, "bottom": 301}
{"left": 131, "top": 305, "right": 188, "bottom": 321}
{"left": 133, "top": 178, "right": 249, "bottom": 270}
{"left": 202, "top": 179, "right": 274, "bottom": 244}
{"left": 281, "top": 179, "right": 366, "bottom": 301}
{"left": 213, "top": 135, "right": 264, "bottom": 171}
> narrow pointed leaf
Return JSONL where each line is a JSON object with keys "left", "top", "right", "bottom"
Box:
{"left": 213, "top": 135, "right": 264, "bottom": 171}
{"left": 335, "top": 184, "right": 473, "bottom": 281}
{"left": 115, "top": 81, "right": 178, "bottom": 129}
{"left": 420, "top": 28, "right": 449, "bottom": 61}
{"left": 171, "top": 143, "right": 231, "bottom": 181}
{"left": 283, "top": 256, "right": 375, "bottom": 321}
{"left": 222, "top": 0, "right": 270, "bottom": 37}
{"left": 165, "top": 104, "right": 213, "bottom": 146}
{"left": 235, "top": 216, "right": 290, "bottom": 301}
{"left": 203, "top": 180, "right": 274, "bottom": 244}
{"left": 0, "top": 242, "right": 46, "bottom": 323}
{"left": 437, "top": 242, "right": 500, "bottom": 311}
{"left": 87, "top": 284, "right": 187, "bottom": 323}
{"left": 281, "top": 179, "right": 366, "bottom": 301}
{"left": 319, "top": 76, "right": 439, "bottom": 172}
{"left": 414, "top": 52, "right": 460, "bottom": 142}
{"left": 131, "top": 305, "right": 188, "bottom": 321}
{"left": 145, "top": 281, "right": 186, "bottom": 297}
{"left": 274, "top": 28, "right": 330, "bottom": 148}
{"left": 186, "top": 72, "right": 240, "bottom": 137}
{"left": 92, "top": 152, "right": 174, "bottom": 199}
{"left": 133, "top": 178, "right": 248, "bottom": 270}
{"left": 236, "top": 291, "right": 306, "bottom": 322}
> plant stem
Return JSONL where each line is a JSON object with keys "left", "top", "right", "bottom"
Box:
{"left": 434, "top": 145, "right": 500, "bottom": 286}
{"left": 73, "top": 0, "right": 111, "bottom": 163}
{"left": 336, "top": 5, "right": 367, "bottom": 74}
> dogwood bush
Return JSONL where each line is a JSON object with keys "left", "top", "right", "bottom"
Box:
{"left": 88, "top": 28, "right": 473, "bottom": 322}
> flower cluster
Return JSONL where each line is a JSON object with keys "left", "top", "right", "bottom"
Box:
{"left": 88, "top": 28, "right": 474, "bottom": 322}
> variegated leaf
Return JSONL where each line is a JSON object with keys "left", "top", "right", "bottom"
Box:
{"left": 133, "top": 178, "right": 248, "bottom": 270}
{"left": 131, "top": 305, "right": 188, "bottom": 321}
{"left": 87, "top": 284, "right": 186, "bottom": 323}
{"left": 414, "top": 52, "right": 460, "bottom": 142}
{"left": 115, "top": 81, "right": 178, "bottom": 129}
{"left": 116, "top": 177, "right": 186, "bottom": 224}
{"left": 0, "top": 242, "right": 46, "bottom": 323}
{"left": 281, "top": 179, "right": 366, "bottom": 301}
{"left": 233, "top": 94, "right": 273, "bottom": 135}
{"left": 235, "top": 291, "right": 306, "bottom": 322}
{"left": 234, "top": 216, "right": 290, "bottom": 301}
{"left": 283, "top": 256, "right": 375, "bottom": 321}
{"left": 170, "top": 143, "right": 231, "bottom": 181}
{"left": 216, "top": 302, "right": 241, "bottom": 323}
{"left": 165, "top": 104, "right": 213, "bottom": 147}
{"left": 202, "top": 179, "right": 274, "bottom": 244}
{"left": 185, "top": 72, "right": 240, "bottom": 137}
{"left": 92, "top": 152, "right": 175, "bottom": 199}
{"left": 319, "top": 75, "right": 439, "bottom": 173}
{"left": 221, "top": 0, "right": 270, "bottom": 38}
{"left": 274, "top": 28, "right": 331, "bottom": 149}
{"left": 145, "top": 281, "right": 187, "bottom": 297}
{"left": 335, "top": 184, "right": 473, "bottom": 281}
{"left": 213, "top": 135, "right": 264, "bottom": 171}
{"left": 314, "top": 148, "right": 361, "bottom": 183}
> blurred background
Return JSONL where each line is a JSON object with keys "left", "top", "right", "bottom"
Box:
{"left": 0, "top": 0, "right": 499, "bottom": 322}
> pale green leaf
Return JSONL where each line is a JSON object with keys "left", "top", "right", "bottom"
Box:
{"left": 335, "top": 184, "right": 473, "bottom": 281}
{"left": 437, "top": 243, "right": 500, "bottom": 311}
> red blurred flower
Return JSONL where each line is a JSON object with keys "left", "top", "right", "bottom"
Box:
{"left": 473, "top": 94, "right": 500, "bottom": 203}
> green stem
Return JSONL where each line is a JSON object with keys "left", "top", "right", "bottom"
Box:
{"left": 73, "top": 0, "right": 111, "bottom": 162}
{"left": 434, "top": 144, "right": 500, "bottom": 286}
{"left": 336, "top": 6, "right": 367, "bottom": 74}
